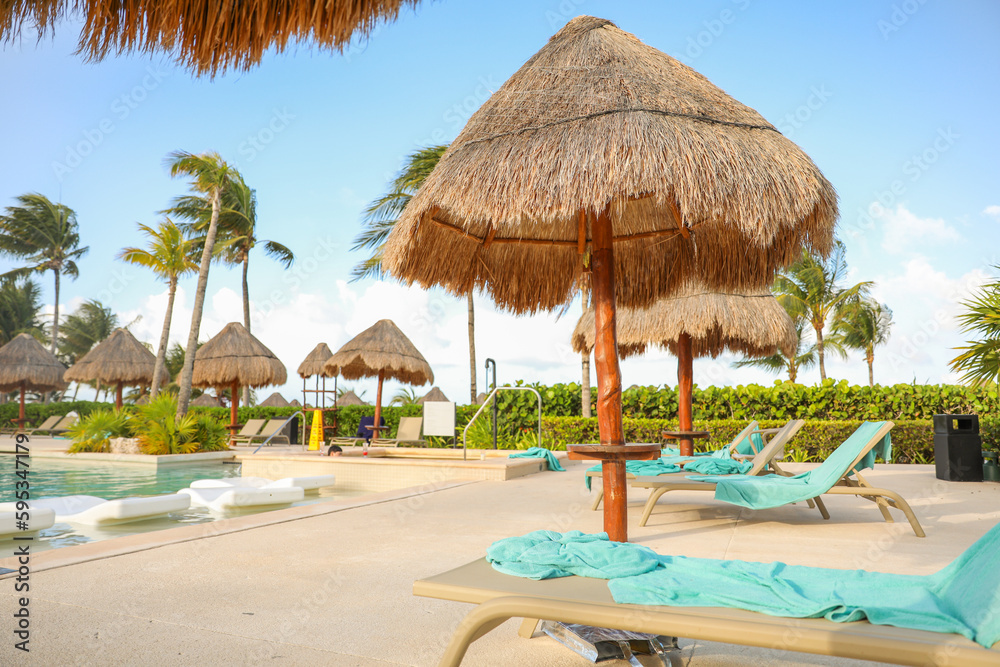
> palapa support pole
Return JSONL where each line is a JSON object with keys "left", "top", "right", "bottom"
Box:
{"left": 591, "top": 208, "right": 628, "bottom": 542}
{"left": 677, "top": 332, "right": 694, "bottom": 456}
{"left": 115, "top": 382, "right": 124, "bottom": 410}
{"left": 229, "top": 378, "right": 240, "bottom": 440}
{"left": 372, "top": 369, "right": 385, "bottom": 442}
{"left": 17, "top": 380, "right": 26, "bottom": 431}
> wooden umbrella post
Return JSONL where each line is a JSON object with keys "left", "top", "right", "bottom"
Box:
{"left": 677, "top": 332, "right": 694, "bottom": 456}
{"left": 115, "top": 382, "right": 124, "bottom": 411}
{"left": 17, "top": 380, "right": 26, "bottom": 431}
{"left": 229, "top": 378, "right": 240, "bottom": 438}
{"left": 372, "top": 369, "right": 385, "bottom": 442}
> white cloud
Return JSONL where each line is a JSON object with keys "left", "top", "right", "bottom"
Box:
{"left": 984, "top": 205, "right": 1000, "bottom": 221}
{"left": 877, "top": 203, "right": 961, "bottom": 254}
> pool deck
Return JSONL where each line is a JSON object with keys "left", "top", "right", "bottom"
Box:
{"left": 1, "top": 457, "right": 999, "bottom": 665}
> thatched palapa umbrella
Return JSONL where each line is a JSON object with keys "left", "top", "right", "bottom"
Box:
{"left": 1, "top": 1, "right": 422, "bottom": 76}
{"left": 191, "top": 322, "right": 287, "bottom": 436}
{"left": 259, "top": 392, "right": 289, "bottom": 408}
{"left": 383, "top": 17, "right": 836, "bottom": 541}
{"left": 190, "top": 392, "right": 222, "bottom": 407}
{"left": 63, "top": 328, "right": 161, "bottom": 409}
{"left": 417, "top": 386, "right": 450, "bottom": 404}
{"left": 298, "top": 342, "right": 337, "bottom": 409}
{"left": 324, "top": 320, "right": 432, "bottom": 439}
{"left": 0, "top": 334, "right": 68, "bottom": 431}
{"left": 335, "top": 390, "right": 365, "bottom": 407}
{"left": 573, "top": 286, "right": 797, "bottom": 452}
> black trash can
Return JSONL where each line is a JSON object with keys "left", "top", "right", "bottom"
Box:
{"left": 933, "top": 414, "right": 983, "bottom": 482}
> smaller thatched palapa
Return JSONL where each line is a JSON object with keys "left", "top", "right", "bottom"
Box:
{"left": 336, "top": 390, "right": 365, "bottom": 407}
{"left": 64, "top": 328, "right": 160, "bottom": 386}
{"left": 325, "top": 320, "right": 433, "bottom": 386}
{"left": 417, "top": 386, "right": 450, "bottom": 404}
{"left": 297, "top": 342, "right": 336, "bottom": 378}
{"left": 192, "top": 323, "right": 287, "bottom": 389}
{"left": 259, "top": 392, "right": 289, "bottom": 408}
{"left": 289, "top": 399, "right": 302, "bottom": 407}
{"left": 571, "top": 286, "right": 797, "bottom": 359}
{"left": 0, "top": 333, "right": 68, "bottom": 392}
{"left": 190, "top": 393, "right": 222, "bottom": 407}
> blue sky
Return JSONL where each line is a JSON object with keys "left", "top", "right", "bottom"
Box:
{"left": 1, "top": 0, "right": 998, "bottom": 404}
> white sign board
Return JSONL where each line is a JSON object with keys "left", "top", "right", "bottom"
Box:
{"left": 423, "top": 401, "right": 456, "bottom": 437}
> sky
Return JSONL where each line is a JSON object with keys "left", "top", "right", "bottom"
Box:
{"left": 1, "top": 0, "right": 999, "bottom": 405}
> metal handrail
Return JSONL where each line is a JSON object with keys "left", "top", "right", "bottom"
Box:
{"left": 251, "top": 411, "right": 305, "bottom": 454}
{"left": 462, "top": 386, "right": 542, "bottom": 460}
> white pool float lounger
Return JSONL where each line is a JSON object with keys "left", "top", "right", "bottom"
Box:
{"left": 179, "top": 486, "right": 305, "bottom": 511}
{"left": 189, "top": 475, "right": 335, "bottom": 493}
{"left": 0, "top": 508, "right": 56, "bottom": 537}
{"left": 1, "top": 494, "right": 191, "bottom": 526}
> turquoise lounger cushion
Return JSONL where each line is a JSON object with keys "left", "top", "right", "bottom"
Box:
{"left": 690, "top": 421, "right": 891, "bottom": 510}
{"left": 585, "top": 451, "right": 750, "bottom": 490}
{"left": 487, "top": 525, "right": 1000, "bottom": 648}
{"left": 509, "top": 447, "right": 565, "bottom": 471}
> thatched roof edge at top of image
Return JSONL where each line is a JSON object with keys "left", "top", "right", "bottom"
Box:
{"left": 324, "top": 320, "right": 433, "bottom": 386}
{"left": 571, "top": 285, "right": 798, "bottom": 360}
{"left": 0, "top": 0, "right": 421, "bottom": 76}
{"left": 191, "top": 322, "right": 287, "bottom": 388}
{"left": 0, "top": 333, "right": 68, "bottom": 392}
{"left": 383, "top": 15, "right": 838, "bottom": 314}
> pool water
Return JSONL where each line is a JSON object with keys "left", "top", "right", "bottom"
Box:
{"left": 0, "top": 458, "right": 365, "bottom": 553}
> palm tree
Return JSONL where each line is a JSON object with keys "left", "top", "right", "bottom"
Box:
{"left": 164, "top": 151, "right": 238, "bottom": 416}
{"left": 835, "top": 299, "right": 892, "bottom": 387}
{"left": 0, "top": 193, "right": 88, "bottom": 354}
{"left": 59, "top": 300, "right": 119, "bottom": 400}
{"left": 773, "top": 241, "right": 871, "bottom": 381}
{"left": 390, "top": 387, "right": 419, "bottom": 406}
{"left": 118, "top": 220, "right": 200, "bottom": 398}
{"left": 348, "top": 146, "right": 482, "bottom": 401}
{"left": 164, "top": 174, "right": 294, "bottom": 404}
{"left": 950, "top": 272, "right": 1000, "bottom": 387}
{"left": 732, "top": 318, "right": 819, "bottom": 383}
{"left": 0, "top": 277, "right": 43, "bottom": 346}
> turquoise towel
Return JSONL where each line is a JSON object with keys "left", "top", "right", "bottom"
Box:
{"left": 585, "top": 459, "right": 683, "bottom": 490}
{"left": 488, "top": 525, "right": 1000, "bottom": 648}
{"left": 732, "top": 429, "right": 765, "bottom": 456}
{"left": 509, "top": 447, "right": 565, "bottom": 471}
{"left": 585, "top": 451, "right": 751, "bottom": 490}
{"left": 691, "top": 422, "right": 891, "bottom": 510}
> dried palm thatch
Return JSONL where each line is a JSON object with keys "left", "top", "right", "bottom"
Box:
{"left": 417, "top": 386, "right": 450, "bottom": 404}
{"left": 190, "top": 392, "right": 222, "bottom": 407}
{"left": 336, "top": 390, "right": 365, "bottom": 406}
{"left": 63, "top": 328, "right": 161, "bottom": 386}
{"left": 0, "top": 333, "right": 68, "bottom": 392}
{"left": 297, "top": 342, "right": 336, "bottom": 378}
{"left": 572, "top": 286, "right": 797, "bottom": 360}
{"left": 1, "top": 0, "right": 420, "bottom": 76}
{"left": 325, "top": 320, "right": 433, "bottom": 386}
{"left": 191, "top": 322, "right": 287, "bottom": 388}
{"left": 384, "top": 16, "right": 837, "bottom": 313}
{"left": 259, "top": 392, "right": 289, "bottom": 408}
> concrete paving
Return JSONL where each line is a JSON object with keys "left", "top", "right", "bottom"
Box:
{"left": 1, "top": 459, "right": 998, "bottom": 666}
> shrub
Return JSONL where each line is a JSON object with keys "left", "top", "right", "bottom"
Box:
{"left": 134, "top": 395, "right": 200, "bottom": 455}
{"left": 192, "top": 415, "right": 230, "bottom": 452}
{"left": 66, "top": 409, "right": 133, "bottom": 453}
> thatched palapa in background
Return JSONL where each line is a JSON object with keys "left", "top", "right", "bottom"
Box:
{"left": 335, "top": 390, "right": 366, "bottom": 407}
{"left": 64, "top": 328, "right": 161, "bottom": 409}
{"left": 0, "top": 0, "right": 422, "bottom": 76}
{"left": 0, "top": 333, "right": 68, "bottom": 430}
{"left": 259, "top": 392, "right": 290, "bottom": 408}
{"left": 418, "top": 386, "right": 450, "bottom": 404}
{"left": 297, "top": 343, "right": 336, "bottom": 378}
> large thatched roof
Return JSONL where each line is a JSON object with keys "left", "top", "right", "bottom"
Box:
{"left": 417, "top": 386, "right": 450, "bottom": 404}
{"left": 336, "top": 390, "right": 366, "bottom": 406}
{"left": 0, "top": 333, "right": 68, "bottom": 392}
{"left": 191, "top": 322, "right": 287, "bottom": 388}
{"left": 324, "top": 320, "right": 433, "bottom": 386}
{"left": 384, "top": 16, "right": 836, "bottom": 314}
{"left": 572, "top": 285, "right": 797, "bottom": 360}
{"left": 259, "top": 392, "right": 289, "bottom": 408}
{"left": 63, "top": 328, "right": 160, "bottom": 386}
{"left": 1, "top": 0, "right": 420, "bottom": 76}
{"left": 297, "top": 342, "right": 336, "bottom": 378}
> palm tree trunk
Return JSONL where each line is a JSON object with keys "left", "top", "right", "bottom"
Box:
{"left": 151, "top": 277, "right": 178, "bottom": 399}
{"left": 815, "top": 324, "right": 826, "bottom": 381}
{"left": 72, "top": 382, "right": 80, "bottom": 401}
{"left": 241, "top": 254, "right": 251, "bottom": 406}
{"left": 467, "top": 292, "right": 477, "bottom": 404}
{"left": 581, "top": 352, "right": 592, "bottom": 418}
{"left": 177, "top": 189, "right": 223, "bottom": 417}
{"left": 867, "top": 348, "right": 875, "bottom": 387}
{"left": 50, "top": 268, "right": 60, "bottom": 354}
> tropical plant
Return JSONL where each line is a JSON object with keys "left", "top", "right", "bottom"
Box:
{"left": 773, "top": 240, "right": 871, "bottom": 381}
{"left": 59, "top": 300, "right": 119, "bottom": 400}
{"left": 389, "top": 387, "right": 420, "bottom": 406}
{"left": 118, "top": 219, "right": 200, "bottom": 398}
{"left": 191, "top": 414, "right": 230, "bottom": 451}
{"left": 164, "top": 151, "right": 239, "bottom": 416}
{"left": 134, "top": 394, "right": 200, "bottom": 455}
{"left": 0, "top": 193, "right": 89, "bottom": 354}
{"left": 835, "top": 298, "right": 893, "bottom": 387}
{"left": 164, "top": 173, "right": 293, "bottom": 404}
{"left": 347, "top": 145, "right": 483, "bottom": 401}
{"left": 0, "top": 277, "right": 43, "bottom": 345}
{"left": 66, "top": 409, "right": 133, "bottom": 453}
{"left": 951, "top": 272, "right": 1000, "bottom": 387}
{"left": 733, "top": 317, "right": 819, "bottom": 383}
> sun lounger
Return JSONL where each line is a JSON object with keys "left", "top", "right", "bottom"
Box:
{"left": 329, "top": 415, "right": 385, "bottom": 448}
{"left": 228, "top": 418, "right": 267, "bottom": 445}
{"left": 21, "top": 415, "right": 60, "bottom": 436}
{"left": 50, "top": 414, "right": 78, "bottom": 435}
{"left": 373, "top": 416, "right": 426, "bottom": 447}
{"left": 0, "top": 508, "right": 56, "bottom": 537}
{"left": 27, "top": 414, "right": 76, "bottom": 436}
{"left": 414, "top": 529, "right": 1000, "bottom": 667}
{"left": 639, "top": 421, "right": 925, "bottom": 537}
{"left": 248, "top": 419, "right": 290, "bottom": 445}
